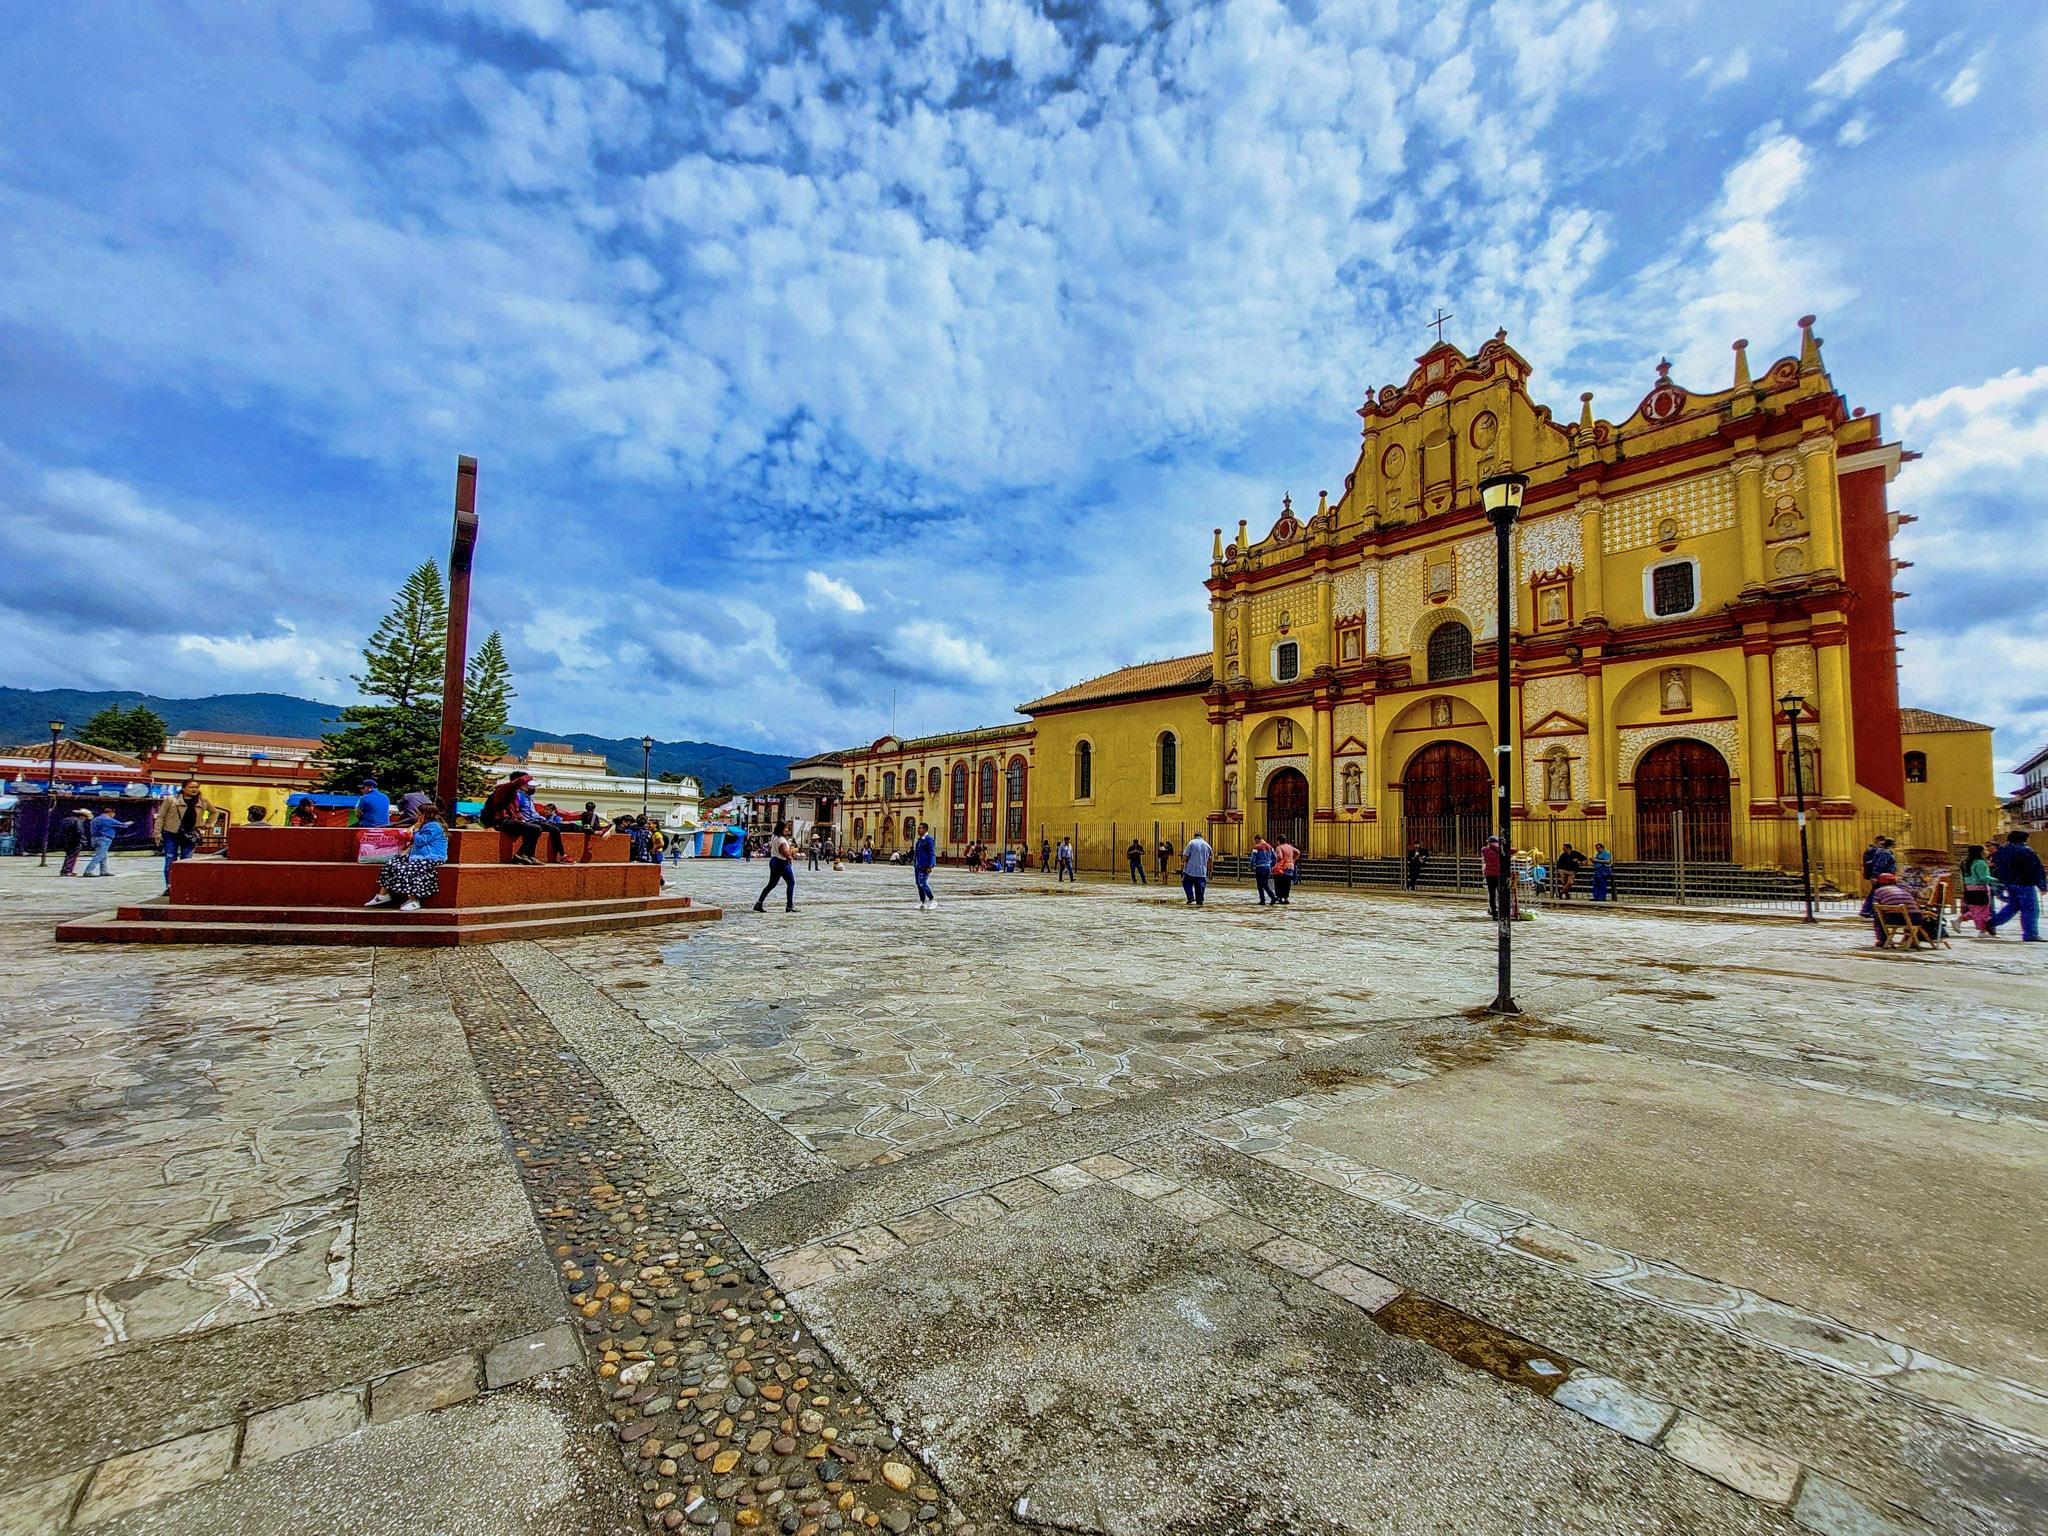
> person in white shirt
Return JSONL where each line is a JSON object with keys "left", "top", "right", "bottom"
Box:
{"left": 1180, "top": 833, "right": 1213, "bottom": 907}
{"left": 1056, "top": 837, "right": 1076, "bottom": 883}
{"left": 753, "top": 820, "right": 798, "bottom": 913}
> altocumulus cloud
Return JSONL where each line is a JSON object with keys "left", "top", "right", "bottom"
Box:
{"left": 0, "top": 0, "right": 2041, "bottom": 767}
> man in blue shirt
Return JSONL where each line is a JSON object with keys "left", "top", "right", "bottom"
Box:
{"left": 355, "top": 779, "right": 391, "bottom": 828}
{"left": 82, "top": 809, "right": 131, "bottom": 876}
{"left": 1987, "top": 831, "right": 2046, "bottom": 942}
{"left": 1180, "top": 832, "right": 1213, "bottom": 907}
{"left": 913, "top": 820, "right": 937, "bottom": 907}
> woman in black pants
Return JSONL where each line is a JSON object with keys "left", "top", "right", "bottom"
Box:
{"left": 754, "top": 820, "right": 798, "bottom": 913}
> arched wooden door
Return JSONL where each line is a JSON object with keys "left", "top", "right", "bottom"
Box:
{"left": 1265, "top": 768, "right": 1308, "bottom": 850}
{"left": 1401, "top": 741, "right": 1492, "bottom": 854}
{"left": 1635, "top": 739, "right": 1732, "bottom": 862}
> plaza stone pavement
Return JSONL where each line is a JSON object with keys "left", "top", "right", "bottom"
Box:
{"left": 0, "top": 857, "right": 2040, "bottom": 1535}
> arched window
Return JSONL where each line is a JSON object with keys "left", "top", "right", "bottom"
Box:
{"left": 978, "top": 760, "right": 997, "bottom": 840}
{"left": 854, "top": 773, "right": 868, "bottom": 798}
{"left": 882, "top": 770, "right": 897, "bottom": 800}
{"left": 1075, "top": 740, "right": 1093, "bottom": 800}
{"left": 1903, "top": 751, "right": 1927, "bottom": 783}
{"left": 1427, "top": 621, "right": 1472, "bottom": 681}
{"left": 927, "top": 766, "right": 941, "bottom": 794}
{"left": 853, "top": 816, "right": 865, "bottom": 839}
{"left": 1341, "top": 763, "right": 1362, "bottom": 807}
{"left": 1005, "top": 756, "right": 1027, "bottom": 842}
{"left": 903, "top": 815, "right": 916, "bottom": 842}
{"left": 1157, "top": 732, "right": 1178, "bottom": 796}
{"left": 1274, "top": 639, "right": 1301, "bottom": 683}
{"left": 948, "top": 763, "right": 967, "bottom": 840}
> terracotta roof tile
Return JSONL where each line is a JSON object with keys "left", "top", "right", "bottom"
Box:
{"left": 1899, "top": 708, "right": 1992, "bottom": 734}
{"left": 1019, "top": 653, "right": 1213, "bottom": 713}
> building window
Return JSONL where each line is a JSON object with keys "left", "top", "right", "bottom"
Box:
{"left": 854, "top": 774, "right": 868, "bottom": 799}
{"left": 853, "top": 816, "right": 865, "bottom": 840}
{"left": 1341, "top": 762, "right": 1362, "bottom": 807}
{"left": 1426, "top": 621, "right": 1472, "bottom": 681}
{"left": 904, "top": 816, "right": 916, "bottom": 842}
{"left": 882, "top": 771, "right": 896, "bottom": 800}
{"left": 1075, "top": 740, "right": 1093, "bottom": 800}
{"left": 1157, "top": 732, "right": 1177, "bottom": 796}
{"left": 1273, "top": 639, "right": 1300, "bottom": 683}
{"left": 1904, "top": 751, "right": 1927, "bottom": 783}
{"left": 978, "top": 760, "right": 997, "bottom": 841}
{"left": 1646, "top": 558, "right": 1698, "bottom": 619}
{"left": 927, "top": 766, "right": 941, "bottom": 794}
{"left": 949, "top": 763, "right": 967, "bottom": 840}
{"left": 1005, "top": 756, "right": 1027, "bottom": 842}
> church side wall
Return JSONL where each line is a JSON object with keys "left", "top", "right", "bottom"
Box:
{"left": 1026, "top": 690, "right": 1215, "bottom": 867}
{"left": 1838, "top": 462, "right": 1907, "bottom": 807}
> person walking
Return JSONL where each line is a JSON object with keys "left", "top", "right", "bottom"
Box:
{"left": 1481, "top": 834, "right": 1507, "bottom": 920}
{"left": 1180, "top": 830, "right": 1213, "bottom": 906}
{"left": 1860, "top": 836, "right": 1897, "bottom": 917}
{"left": 1250, "top": 836, "right": 1276, "bottom": 906}
{"left": 1126, "top": 838, "right": 1148, "bottom": 884}
{"left": 157, "top": 779, "right": 218, "bottom": 889}
{"left": 754, "top": 819, "right": 798, "bottom": 913}
{"left": 807, "top": 834, "right": 822, "bottom": 872}
{"left": 82, "top": 807, "right": 131, "bottom": 876}
{"left": 1155, "top": 839, "right": 1171, "bottom": 878}
{"left": 364, "top": 802, "right": 449, "bottom": 912}
{"left": 1986, "top": 831, "right": 2046, "bottom": 941}
{"left": 1057, "top": 837, "right": 1076, "bottom": 883}
{"left": 54, "top": 808, "right": 88, "bottom": 875}
{"left": 1039, "top": 836, "right": 1052, "bottom": 873}
{"left": 1404, "top": 844, "right": 1426, "bottom": 891}
{"left": 1958, "top": 844, "right": 1996, "bottom": 936}
{"left": 913, "top": 820, "right": 937, "bottom": 907}
{"left": 1590, "top": 842, "right": 1614, "bottom": 902}
{"left": 1272, "top": 837, "right": 1300, "bottom": 904}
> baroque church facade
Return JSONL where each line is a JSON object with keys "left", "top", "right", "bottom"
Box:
{"left": 837, "top": 319, "right": 1985, "bottom": 874}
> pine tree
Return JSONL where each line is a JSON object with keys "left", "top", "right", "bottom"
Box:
{"left": 320, "top": 562, "right": 449, "bottom": 793}
{"left": 80, "top": 704, "right": 168, "bottom": 756}
{"left": 458, "top": 631, "right": 515, "bottom": 797}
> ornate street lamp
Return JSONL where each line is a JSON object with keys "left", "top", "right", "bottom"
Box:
{"left": 640, "top": 735, "right": 655, "bottom": 821}
{"left": 1478, "top": 471, "right": 1528, "bottom": 1013}
{"left": 38, "top": 719, "right": 64, "bottom": 868}
{"left": 1779, "top": 693, "right": 1817, "bottom": 922}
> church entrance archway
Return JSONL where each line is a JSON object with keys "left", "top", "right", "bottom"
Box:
{"left": 1264, "top": 768, "right": 1308, "bottom": 851}
{"left": 1401, "top": 741, "right": 1492, "bottom": 857}
{"left": 1635, "top": 739, "right": 1732, "bottom": 863}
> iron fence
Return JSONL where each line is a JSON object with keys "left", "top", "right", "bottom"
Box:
{"left": 1032, "top": 805, "right": 2016, "bottom": 915}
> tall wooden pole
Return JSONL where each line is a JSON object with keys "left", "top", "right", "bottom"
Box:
{"left": 437, "top": 457, "right": 479, "bottom": 814}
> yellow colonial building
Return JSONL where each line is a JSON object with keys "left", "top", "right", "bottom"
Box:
{"left": 838, "top": 320, "right": 1996, "bottom": 880}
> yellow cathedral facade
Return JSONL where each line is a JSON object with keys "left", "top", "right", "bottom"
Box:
{"left": 835, "top": 319, "right": 1998, "bottom": 879}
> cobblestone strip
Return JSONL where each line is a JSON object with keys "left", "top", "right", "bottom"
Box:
{"left": 760, "top": 1147, "right": 1939, "bottom": 1536}
{"left": 0, "top": 1328, "right": 577, "bottom": 1530}
{"left": 1196, "top": 1099, "right": 2048, "bottom": 1452}
{"left": 446, "top": 949, "right": 968, "bottom": 1536}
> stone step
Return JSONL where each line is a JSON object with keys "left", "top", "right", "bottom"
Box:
{"left": 223, "top": 824, "right": 635, "bottom": 865}
{"left": 168, "top": 857, "right": 664, "bottom": 908}
{"left": 55, "top": 899, "right": 722, "bottom": 947}
{"left": 107, "top": 893, "right": 690, "bottom": 928}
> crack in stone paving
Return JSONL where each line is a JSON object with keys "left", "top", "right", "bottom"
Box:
{"left": 442, "top": 947, "right": 970, "bottom": 1536}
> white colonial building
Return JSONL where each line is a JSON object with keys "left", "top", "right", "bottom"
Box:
{"left": 499, "top": 742, "right": 702, "bottom": 827}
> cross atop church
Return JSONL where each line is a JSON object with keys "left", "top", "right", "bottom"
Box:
{"left": 1427, "top": 308, "right": 1454, "bottom": 344}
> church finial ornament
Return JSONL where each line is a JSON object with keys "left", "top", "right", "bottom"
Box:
{"left": 1731, "top": 337, "right": 1753, "bottom": 391}
{"left": 1797, "top": 314, "right": 1823, "bottom": 373}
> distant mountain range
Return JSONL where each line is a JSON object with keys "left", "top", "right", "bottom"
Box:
{"left": 0, "top": 687, "right": 793, "bottom": 792}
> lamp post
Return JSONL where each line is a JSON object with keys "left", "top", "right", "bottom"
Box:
{"left": 37, "top": 719, "right": 65, "bottom": 867}
{"left": 640, "top": 735, "right": 654, "bottom": 821}
{"left": 1479, "top": 471, "right": 1529, "bottom": 1014}
{"left": 1779, "top": 693, "right": 1817, "bottom": 922}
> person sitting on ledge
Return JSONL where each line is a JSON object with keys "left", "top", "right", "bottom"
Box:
{"left": 353, "top": 777, "right": 391, "bottom": 828}
{"left": 479, "top": 770, "right": 564, "bottom": 864}
{"left": 245, "top": 804, "right": 269, "bottom": 825}
{"left": 288, "top": 799, "right": 318, "bottom": 826}
{"left": 365, "top": 801, "right": 448, "bottom": 912}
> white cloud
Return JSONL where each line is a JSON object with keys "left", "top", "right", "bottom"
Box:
{"left": 1810, "top": 23, "right": 1906, "bottom": 102}
{"left": 1892, "top": 366, "right": 2048, "bottom": 501}
{"left": 1941, "top": 52, "right": 1986, "bottom": 108}
{"left": 804, "top": 570, "right": 866, "bottom": 613}
{"left": 1836, "top": 115, "right": 1870, "bottom": 147}
{"left": 173, "top": 624, "right": 350, "bottom": 693}
{"left": 888, "top": 620, "right": 1000, "bottom": 686}
{"left": 1685, "top": 48, "right": 1750, "bottom": 94}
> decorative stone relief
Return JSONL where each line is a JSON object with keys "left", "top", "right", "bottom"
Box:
{"left": 1380, "top": 552, "right": 1423, "bottom": 661}
{"left": 1774, "top": 644, "right": 1818, "bottom": 701}
{"left": 1332, "top": 566, "right": 1366, "bottom": 617}
{"left": 1521, "top": 673, "right": 1587, "bottom": 729}
{"left": 1455, "top": 534, "right": 1497, "bottom": 636}
{"left": 1255, "top": 755, "right": 1308, "bottom": 793}
{"left": 1518, "top": 512, "right": 1582, "bottom": 580}
{"left": 1616, "top": 721, "right": 1740, "bottom": 781}
{"left": 1362, "top": 566, "right": 1379, "bottom": 655}
{"left": 1333, "top": 702, "right": 1370, "bottom": 749}
{"left": 1601, "top": 471, "right": 1737, "bottom": 555}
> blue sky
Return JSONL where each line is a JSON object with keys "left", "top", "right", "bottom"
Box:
{"left": 2, "top": 0, "right": 2043, "bottom": 774}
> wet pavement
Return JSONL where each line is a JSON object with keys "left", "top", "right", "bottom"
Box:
{"left": 2, "top": 852, "right": 2044, "bottom": 1534}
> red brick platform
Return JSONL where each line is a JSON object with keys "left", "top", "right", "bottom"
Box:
{"left": 56, "top": 825, "right": 723, "bottom": 946}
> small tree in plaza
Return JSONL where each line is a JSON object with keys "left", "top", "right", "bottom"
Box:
{"left": 320, "top": 561, "right": 450, "bottom": 794}
{"left": 458, "top": 631, "right": 515, "bottom": 797}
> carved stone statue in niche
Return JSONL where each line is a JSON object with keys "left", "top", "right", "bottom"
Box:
{"left": 1544, "top": 752, "right": 1571, "bottom": 804}
{"left": 1276, "top": 720, "right": 1294, "bottom": 750}
{"left": 1430, "top": 697, "right": 1452, "bottom": 728}
{"left": 1661, "top": 667, "right": 1691, "bottom": 712}
{"left": 1427, "top": 561, "right": 1454, "bottom": 599}
{"left": 1540, "top": 587, "right": 1566, "bottom": 626}
{"left": 1341, "top": 763, "right": 1362, "bottom": 807}
{"left": 1224, "top": 772, "right": 1238, "bottom": 810}
{"left": 1225, "top": 630, "right": 1239, "bottom": 656}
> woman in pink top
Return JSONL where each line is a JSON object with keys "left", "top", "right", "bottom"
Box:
{"left": 1272, "top": 840, "right": 1300, "bottom": 904}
